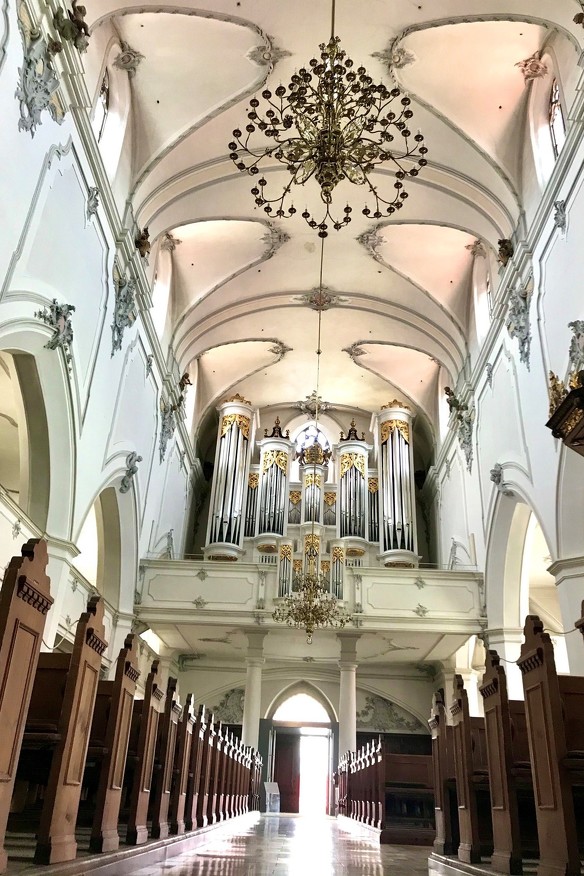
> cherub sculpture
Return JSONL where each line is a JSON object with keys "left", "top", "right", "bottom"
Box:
{"left": 53, "top": 1, "right": 90, "bottom": 53}
{"left": 178, "top": 372, "right": 192, "bottom": 394}
{"left": 135, "top": 227, "right": 151, "bottom": 259}
{"left": 497, "top": 238, "right": 514, "bottom": 267}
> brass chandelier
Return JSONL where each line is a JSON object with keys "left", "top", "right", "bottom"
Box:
{"left": 272, "top": 238, "right": 350, "bottom": 643}
{"left": 228, "top": 0, "right": 427, "bottom": 237}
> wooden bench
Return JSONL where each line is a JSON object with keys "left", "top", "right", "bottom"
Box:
{"left": 479, "top": 648, "right": 538, "bottom": 875}
{"left": 184, "top": 704, "right": 207, "bottom": 831}
{"left": 428, "top": 689, "right": 458, "bottom": 856}
{"left": 196, "top": 711, "right": 215, "bottom": 828}
{"left": 450, "top": 674, "right": 493, "bottom": 865}
{"left": 149, "top": 676, "right": 181, "bottom": 840}
{"left": 517, "top": 615, "right": 584, "bottom": 876}
{"left": 206, "top": 721, "right": 224, "bottom": 825}
{"left": 82, "top": 633, "right": 140, "bottom": 852}
{"left": 168, "top": 692, "right": 194, "bottom": 835}
{"left": 13, "top": 595, "right": 107, "bottom": 864}
{"left": 0, "top": 539, "right": 53, "bottom": 875}
{"left": 381, "top": 750, "right": 434, "bottom": 845}
{"left": 124, "top": 659, "right": 165, "bottom": 845}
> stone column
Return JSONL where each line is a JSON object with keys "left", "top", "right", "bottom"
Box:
{"left": 548, "top": 557, "right": 584, "bottom": 675}
{"left": 484, "top": 628, "right": 524, "bottom": 700}
{"left": 242, "top": 629, "right": 268, "bottom": 750}
{"left": 337, "top": 632, "right": 361, "bottom": 756}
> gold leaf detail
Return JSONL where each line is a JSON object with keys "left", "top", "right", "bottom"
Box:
{"left": 368, "top": 477, "right": 379, "bottom": 493}
{"left": 381, "top": 399, "right": 411, "bottom": 411}
{"left": 324, "top": 492, "right": 337, "bottom": 507}
{"left": 280, "top": 544, "right": 292, "bottom": 560}
{"left": 289, "top": 490, "right": 302, "bottom": 505}
{"left": 332, "top": 546, "right": 345, "bottom": 562}
{"left": 248, "top": 473, "right": 259, "bottom": 489}
{"left": 293, "top": 559, "right": 303, "bottom": 573}
{"left": 221, "top": 414, "right": 250, "bottom": 439}
{"left": 262, "top": 449, "right": 288, "bottom": 473}
{"left": 224, "top": 392, "right": 251, "bottom": 405}
{"left": 380, "top": 419, "right": 409, "bottom": 444}
{"left": 305, "top": 534, "right": 320, "bottom": 554}
{"left": 320, "top": 561, "right": 331, "bottom": 574}
{"left": 304, "top": 472, "right": 322, "bottom": 488}
{"left": 340, "top": 452, "right": 366, "bottom": 477}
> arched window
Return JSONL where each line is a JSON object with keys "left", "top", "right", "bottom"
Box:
{"left": 548, "top": 77, "right": 566, "bottom": 159}
{"left": 96, "top": 69, "right": 110, "bottom": 143}
{"left": 295, "top": 423, "right": 330, "bottom": 457}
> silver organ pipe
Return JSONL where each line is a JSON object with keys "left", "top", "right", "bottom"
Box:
{"left": 376, "top": 402, "right": 418, "bottom": 568}
{"left": 278, "top": 541, "right": 293, "bottom": 596}
{"left": 257, "top": 419, "right": 294, "bottom": 537}
{"left": 205, "top": 395, "right": 255, "bottom": 560}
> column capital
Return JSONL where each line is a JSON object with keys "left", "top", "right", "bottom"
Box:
{"left": 244, "top": 628, "right": 269, "bottom": 659}
{"left": 338, "top": 661, "right": 358, "bottom": 672}
{"left": 548, "top": 556, "right": 584, "bottom": 580}
{"left": 336, "top": 630, "right": 362, "bottom": 664}
{"left": 246, "top": 656, "right": 265, "bottom": 669}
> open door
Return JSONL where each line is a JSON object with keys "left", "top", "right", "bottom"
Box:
{"left": 273, "top": 731, "right": 301, "bottom": 813}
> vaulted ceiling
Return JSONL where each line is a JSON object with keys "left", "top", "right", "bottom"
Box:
{"left": 88, "top": 1, "right": 580, "bottom": 452}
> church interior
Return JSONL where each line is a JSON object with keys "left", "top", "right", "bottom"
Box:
{"left": 1, "top": 0, "right": 584, "bottom": 874}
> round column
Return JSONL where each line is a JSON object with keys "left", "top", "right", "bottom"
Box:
{"left": 548, "top": 557, "right": 584, "bottom": 675}
{"left": 337, "top": 632, "right": 361, "bottom": 756}
{"left": 375, "top": 400, "right": 418, "bottom": 568}
{"left": 241, "top": 630, "right": 268, "bottom": 750}
{"left": 256, "top": 418, "right": 295, "bottom": 547}
{"left": 205, "top": 394, "right": 255, "bottom": 561}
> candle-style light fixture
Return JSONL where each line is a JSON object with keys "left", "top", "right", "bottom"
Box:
{"left": 228, "top": 0, "right": 427, "bottom": 237}
{"left": 272, "top": 239, "right": 350, "bottom": 642}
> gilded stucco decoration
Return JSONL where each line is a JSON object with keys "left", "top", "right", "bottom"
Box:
{"left": 289, "top": 490, "right": 302, "bottom": 505}
{"left": 324, "top": 492, "right": 337, "bottom": 506}
{"left": 304, "top": 472, "right": 322, "bottom": 489}
{"left": 368, "top": 478, "right": 379, "bottom": 493}
{"left": 320, "top": 561, "right": 330, "bottom": 574}
{"left": 224, "top": 393, "right": 251, "bottom": 405}
{"left": 304, "top": 533, "right": 320, "bottom": 555}
{"left": 293, "top": 559, "right": 303, "bottom": 574}
{"left": 332, "top": 546, "right": 345, "bottom": 562}
{"left": 381, "top": 399, "right": 411, "bottom": 411}
{"left": 340, "top": 453, "right": 366, "bottom": 477}
{"left": 280, "top": 544, "right": 292, "bottom": 560}
{"left": 262, "top": 450, "right": 288, "bottom": 473}
{"left": 248, "top": 472, "right": 259, "bottom": 489}
{"left": 221, "top": 414, "right": 250, "bottom": 440}
{"left": 380, "top": 419, "right": 409, "bottom": 444}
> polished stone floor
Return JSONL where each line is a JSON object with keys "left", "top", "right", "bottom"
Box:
{"left": 132, "top": 815, "right": 430, "bottom": 876}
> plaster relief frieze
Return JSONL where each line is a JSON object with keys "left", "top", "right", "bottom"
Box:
{"left": 159, "top": 400, "right": 176, "bottom": 464}
{"left": 506, "top": 282, "right": 532, "bottom": 368}
{"left": 119, "top": 451, "right": 142, "bottom": 494}
{"left": 356, "top": 693, "right": 424, "bottom": 733}
{"left": 34, "top": 299, "right": 75, "bottom": 370}
{"left": 113, "top": 40, "right": 144, "bottom": 78}
{"left": 210, "top": 688, "right": 245, "bottom": 724}
{"left": 15, "top": 8, "right": 65, "bottom": 138}
{"left": 111, "top": 275, "right": 136, "bottom": 356}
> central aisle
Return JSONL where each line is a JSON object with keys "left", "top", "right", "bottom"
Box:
{"left": 132, "top": 815, "right": 430, "bottom": 875}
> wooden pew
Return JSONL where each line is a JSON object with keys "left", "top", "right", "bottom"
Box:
{"left": 196, "top": 712, "right": 215, "bottom": 828}
{"left": 428, "top": 689, "right": 458, "bottom": 856}
{"left": 85, "top": 632, "right": 140, "bottom": 852}
{"left": 381, "top": 749, "right": 434, "bottom": 845}
{"left": 480, "top": 649, "right": 541, "bottom": 875}
{"left": 221, "top": 732, "right": 234, "bottom": 821}
{"left": 449, "top": 674, "right": 492, "bottom": 864}
{"left": 14, "top": 595, "right": 108, "bottom": 864}
{"left": 184, "top": 704, "right": 207, "bottom": 831}
{"left": 0, "top": 539, "right": 53, "bottom": 875}
{"left": 168, "top": 692, "right": 194, "bottom": 835}
{"left": 149, "top": 677, "right": 181, "bottom": 839}
{"left": 517, "top": 615, "right": 584, "bottom": 876}
{"left": 206, "top": 722, "right": 224, "bottom": 825}
{"left": 125, "top": 659, "right": 165, "bottom": 845}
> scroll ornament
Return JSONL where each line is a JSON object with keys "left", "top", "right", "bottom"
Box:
{"left": 340, "top": 452, "right": 366, "bottom": 477}
{"left": 221, "top": 413, "right": 250, "bottom": 440}
{"left": 381, "top": 419, "right": 409, "bottom": 444}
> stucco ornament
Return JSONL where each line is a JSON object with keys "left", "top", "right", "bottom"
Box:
{"left": 35, "top": 299, "right": 75, "bottom": 367}
{"left": 553, "top": 200, "right": 567, "bottom": 235}
{"left": 111, "top": 275, "right": 136, "bottom": 356}
{"left": 120, "top": 451, "right": 142, "bottom": 494}
{"left": 506, "top": 283, "right": 532, "bottom": 368}
{"left": 53, "top": 2, "right": 90, "bottom": 53}
{"left": 568, "top": 320, "right": 584, "bottom": 373}
{"left": 295, "top": 390, "right": 333, "bottom": 419}
{"left": 16, "top": 25, "right": 64, "bottom": 137}
{"left": 465, "top": 239, "right": 487, "bottom": 258}
{"left": 159, "top": 400, "right": 176, "bottom": 463}
{"left": 516, "top": 52, "right": 548, "bottom": 83}
{"left": 268, "top": 340, "right": 292, "bottom": 362}
{"left": 262, "top": 223, "right": 290, "bottom": 259}
{"left": 342, "top": 341, "right": 367, "bottom": 363}
{"left": 457, "top": 408, "right": 474, "bottom": 472}
{"left": 160, "top": 232, "right": 182, "bottom": 252}
{"left": 293, "top": 286, "right": 348, "bottom": 311}
{"left": 490, "top": 462, "right": 513, "bottom": 497}
{"left": 247, "top": 35, "right": 291, "bottom": 69}
{"left": 356, "top": 693, "right": 424, "bottom": 733}
{"left": 357, "top": 226, "right": 384, "bottom": 261}
{"left": 371, "top": 44, "right": 416, "bottom": 72}
{"left": 86, "top": 186, "right": 99, "bottom": 219}
{"left": 210, "top": 688, "right": 245, "bottom": 723}
{"left": 114, "top": 40, "right": 144, "bottom": 78}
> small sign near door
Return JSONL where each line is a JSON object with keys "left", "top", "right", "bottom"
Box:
{"left": 264, "top": 782, "right": 280, "bottom": 813}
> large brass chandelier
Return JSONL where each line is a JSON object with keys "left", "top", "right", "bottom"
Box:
{"left": 272, "top": 238, "right": 350, "bottom": 643}
{"left": 228, "top": 1, "right": 427, "bottom": 237}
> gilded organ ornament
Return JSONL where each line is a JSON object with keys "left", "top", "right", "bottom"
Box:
{"left": 380, "top": 419, "right": 409, "bottom": 444}
{"left": 332, "top": 546, "right": 345, "bottom": 562}
{"left": 304, "top": 472, "right": 322, "bottom": 489}
{"left": 368, "top": 478, "right": 379, "bottom": 493}
{"left": 262, "top": 450, "right": 288, "bottom": 473}
{"left": 381, "top": 399, "right": 411, "bottom": 411}
{"left": 289, "top": 490, "right": 302, "bottom": 505}
{"left": 304, "top": 534, "right": 320, "bottom": 555}
{"left": 324, "top": 492, "right": 337, "bottom": 506}
{"left": 248, "top": 473, "right": 259, "bottom": 489}
{"left": 340, "top": 452, "right": 366, "bottom": 477}
{"left": 221, "top": 414, "right": 250, "bottom": 440}
{"left": 280, "top": 544, "right": 292, "bottom": 560}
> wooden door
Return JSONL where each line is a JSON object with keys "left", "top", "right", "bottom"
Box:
{"left": 274, "top": 732, "right": 300, "bottom": 813}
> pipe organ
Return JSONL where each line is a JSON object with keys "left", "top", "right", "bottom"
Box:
{"left": 204, "top": 402, "right": 419, "bottom": 582}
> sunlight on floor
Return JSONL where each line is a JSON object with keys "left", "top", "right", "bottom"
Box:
{"left": 299, "top": 733, "right": 329, "bottom": 816}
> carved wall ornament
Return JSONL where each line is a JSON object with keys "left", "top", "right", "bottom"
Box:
{"left": 165, "top": 528, "right": 174, "bottom": 559}
{"left": 414, "top": 603, "right": 429, "bottom": 617}
{"left": 53, "top": 1, "right": 90, "bottom": 53}
{"left": 293, "top": 285, "right": 349, "bottom": 311}
{"left": 356, "top": 693, "right": 424, "bottom": 733}
{"left": 34, "top": 299, "right": 75, "bottom": 368}
{"left": 247, "top": 35, "right": 291, "bottom": 68}
{"left": 268, "top": 340, "right": 293, "bottom": 361}
{"left": 465, "top": 239, "right": 487, "bottom": 258}
{"left": 380, "top": 419, "right": 409, "bottom": 444}
{"left": 145, "top": 354, "right": 154, "bottom": 376}
{"left": 86, "top": 186, "right": 99, "bottom": 219}
{"left": 114, "top": 40, "right": 144, "bottom": 77}
{"left": 119, "top": 451, "right": 142, "bottom": 493}
{"left": 342, "top": 342, "right": 367, "bottom": 363}
{"left": 12, "top": 519, "right": 22, "bottom": 539}
{"left": 381, "top": 399, "right": 411, "bottom": 411}
{"left": 262, "top": 223, "right": 290, "bottom": 258}
{"left": 356, "top": 226, "right": 384, "bottom": 260}
{"left": 16, "top": 19, "right": 65, "bottom": 137}
{"left": 192, "top": 595, "right": 207, "bottom": 609}
{"left": 160, "top": 231, "right": 182, "bottom": 252}
{"left": 568, "top": 320, "right": 584, "bottom": 373}
{"left": 415, "top": 576, "right": 426, "bottom": 590}
{"left": 485, "top": 362, "right": 493, "bottom": 388}
{"left": 159, "top": 402, "right": 176, "bottom": 463}
{"left": 497, "top": 238, "right": 514, "bottom": 267}
{"left": 111, "top": 275, "right": 136, "bottom": 356}
{"left": 445, "top": 458, "right": 451, "bottom": 479}
{"left": 221, "top": 413, "right": 250, "bottom": 440}
{"left": 575, "top": 7, "right": 584, "bottom": 27}
{"left": 553, "top": 200, "right": 567, "bottom": 235}
{"left": 490, "top": 463, "right": 513, "bottom": 497}
{"left": 516, "top": 52, "right": 548, "bottom": 83}
{"left": 196, "top": 568, "right": 208, "bottom": 581}
{"left": 135, "top": 227, "right": 151, "bottom": 261}
{"left": 506, "top": 283, "right": 532, "bottom": 368}
{"left": 295, "top": 390, "right": 333, "bottom": 419}
{"left": 457, "top": 408, "right": 474, "bottom": 472}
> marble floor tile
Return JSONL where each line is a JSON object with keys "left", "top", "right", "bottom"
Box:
{"left": 131, "top": 815, "right": 431, "bottom": 876}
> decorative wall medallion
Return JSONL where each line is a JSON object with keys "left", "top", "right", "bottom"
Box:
{"left": 111, "top": 275, "right": 136, "bottom": 356}
{"left": 371, "top": 44, "right": 416, "bottom": 72}
{"left": 16, "top": 18, "right": 64, "bottom": 137}
{"left": 465, "top": 239, "right": 487, "bottom": 258}
{"left": 86, "top": 186, "right": 99, "bottom": 219}
{"left": 356, "top": 693, "right": 424, "bottom": 732}
{"left": 268, "top": 340, "right": 292, "bottom": 361}
{"left": 159, "top": 400, "right": 176, "bottom": 463}
{"left": 113, "top": 40, "right": 144, "bottom": 78}
{"left": 342, "top": 342, "right": 367, "bottom": 363}
{"left": 515, "top": 52, "right": 548, "bottom": 83}
{"left": 415, "top": 576, "right": 425, "bottom": 589}
{"left": 413, "top": 603, "right": 429, "bottom": 617}
{"left": 160, "top": 231, "right": 182, "bottom": 252}
{"left": 295, "top": 390, "right": 333, "bottom": 418}
{"left": 119, "top": 451, "right": 142, "bottom": 494}
{"left": 357, "top": 226, "right": 384, "bottom": 260}
{"left": 247, "top": 35, "right": 291, "bottom": 68}
{"left": 196, "top": 568, "right": 208, "bottom": 581}
{"left": 568, "top": 320, "right": 584, "bottom": 373}
{"left": 262, "top": 223, "right": 290, "bottom": 258}
{"left": 293, "top": 285, "right": 349, "bottom": 311}
{"left": 34, "top": 299, "right": 75, "bottom": 368}
{"left": 192, "top": 595, "right": 207, "bottom": 608}
{"left": 490, "top": 462, "right": 513, "bottom": 497}
{"left": 553, "top": 200, "right": 567, "bottom": 235}
{"left": 506, "top": 283, "right": 532, "bottom": 368}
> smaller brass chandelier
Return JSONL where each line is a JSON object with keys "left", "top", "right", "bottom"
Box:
{"left": 228, "top": 2, "right": 427, "bottom": 237}
{"left": 273, "top": 558, "right": 349, "bottom": 644}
